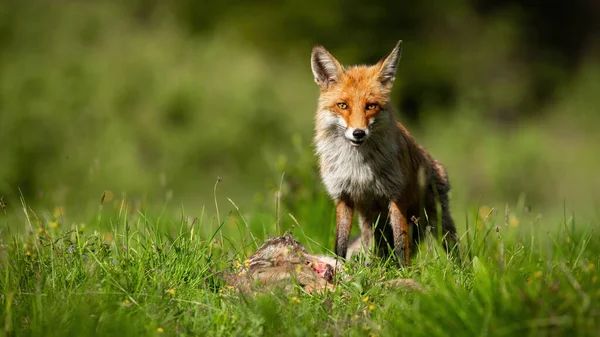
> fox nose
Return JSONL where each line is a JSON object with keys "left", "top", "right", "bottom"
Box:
{"left": 352, "top": 129, "right": 366, "bottom": 140}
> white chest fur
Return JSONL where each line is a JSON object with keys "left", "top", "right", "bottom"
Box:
{"left": 315, "top": 132, "right": 404, "bottom": 203}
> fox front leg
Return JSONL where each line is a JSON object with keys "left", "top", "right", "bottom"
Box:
{"left": 335, "top": 198, "right": 354, "bottom": 259}
{"left": 389, "top": 200, "right": 410, "bottom": 266}
{"left": 345, "top": 210, "right": 374, "bottom": 260}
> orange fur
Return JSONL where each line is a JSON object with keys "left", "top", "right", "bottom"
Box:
{"left": 311, "top": 41, "right": 459, "bottom": 265}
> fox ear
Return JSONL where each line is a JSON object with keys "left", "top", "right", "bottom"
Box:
{"left": 377, "top": 40, "right": 403, "bottom": 86}
{"left": 311, "top": 45, "right": 343, "bottom": 89}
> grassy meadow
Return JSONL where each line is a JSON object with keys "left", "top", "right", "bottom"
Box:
{"left": 0, "top": 193, "right": 598, "bottom": 336}
{"left": 1, "top": 1, "right": 600, "bottom": 336}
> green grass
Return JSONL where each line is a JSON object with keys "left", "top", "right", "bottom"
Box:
{"left": 2, "top": 3, "right": 599, "bottom": 336}
{"left": 0, "top": 194, "right": 598, "bottom": 337}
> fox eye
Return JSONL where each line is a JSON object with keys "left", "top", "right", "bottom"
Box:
{"left": 366, "top": 103, "right": 379, "bottom": 111}
{"left": 336, "top": 102, "right": 348, "bottom": 110}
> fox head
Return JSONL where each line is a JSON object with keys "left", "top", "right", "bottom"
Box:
{"left": 311, "top": 41, "right": 403, "bottom": 147}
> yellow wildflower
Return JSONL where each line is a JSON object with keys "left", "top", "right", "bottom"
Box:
{"left": 368, "top": 304, "right": 375, "bottom": 312}
{"left": 509, "top": 215, "right": 519, "bottom": 228}
{"left": 50, "top": 221, "right": 59, "bottom": 229}
{"left": 478, "top": 206, "right": 491, "bottom": 219}
{"left": 362, "top": 296, "right": 369, "bottom": 303}
{"left": 103, "top": 190, "right": 114, "bottom": 202}
{"left": 477, "top": 206, "right": 493, "bottom": 229}
{"left": 585, "top": 263, "right": 595, "bottom": 272}
{"left": 53, "top": 206, "right": 65, "bottom": 218}
{"left": 157, "top": 327, "right": 164, "bottom": 333}
{"left": 291, "top": 296, "right": 301, "bottom": 303}
{"left": 168, "top": 289, "right": 175, "bottom": 296}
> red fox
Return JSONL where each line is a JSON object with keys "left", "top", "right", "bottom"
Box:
{"left": 310, "top": 40, "right": 458, "bottom": 265}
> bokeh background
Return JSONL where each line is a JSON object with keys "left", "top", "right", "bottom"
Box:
{"left": 1, "top": 0, "right": 599, "bottom": 230}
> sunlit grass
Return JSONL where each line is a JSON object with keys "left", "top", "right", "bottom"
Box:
{"left": 0, "top": 194, "right": 597, "bottom": 337}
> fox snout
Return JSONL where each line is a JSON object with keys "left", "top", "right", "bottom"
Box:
{"left": 344, "top": 127, "right": 369, "bottom": 146}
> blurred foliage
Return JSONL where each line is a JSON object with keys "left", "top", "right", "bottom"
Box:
{"left": 0, "top": 0, "right": 599, "bottom": 222}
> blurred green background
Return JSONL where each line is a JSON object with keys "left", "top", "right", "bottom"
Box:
{"left": 1, "top": 0, "right": 599, "bottom": 227}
